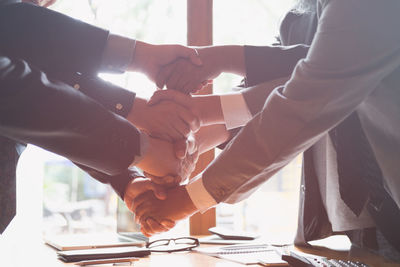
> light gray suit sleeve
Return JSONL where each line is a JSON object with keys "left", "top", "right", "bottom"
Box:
{"left": 201, "top": 0, "right": 400, "bottom": 204}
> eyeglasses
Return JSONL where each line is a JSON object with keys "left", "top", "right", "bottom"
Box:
{"left": 146, "top": 237, "right": 199, "bottom": 253}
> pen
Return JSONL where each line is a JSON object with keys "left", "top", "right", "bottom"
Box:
{"left": 74, "top": 257, "right": 139, "bottom": 266}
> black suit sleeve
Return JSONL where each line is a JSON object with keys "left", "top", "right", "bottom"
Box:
{"left": 216, "top": 45, "right": 309, "bottom": 150}
{"left": 0, "top": 2, "right": 108, "bottom": 75}
{"left": 0, "top": 56, "right": 141, "bottom": 176}
{"left": 0, "top": 2, "right": 137, "bottom": 120}
{"left": 76, "top": 164, "right": 144, "bottom": 200}
{"left": 244, "top": 44, "right": 309, "bottom": 87}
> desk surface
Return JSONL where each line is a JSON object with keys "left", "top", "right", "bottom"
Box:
{"left": 1, "top": 236, "right": 399, "bottom": 267}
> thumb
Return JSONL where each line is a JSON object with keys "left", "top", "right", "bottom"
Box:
{"left": 186, "top": 135, "right": 197, "bottom": 155}
{"left": 150, "top": 183, "right": 167, "bottom": 200}
{"left": 174, "top": 139, "right": 188, "bottom": 159}
{"left": 176, "top": 46, "right": 202, "bottom": 66}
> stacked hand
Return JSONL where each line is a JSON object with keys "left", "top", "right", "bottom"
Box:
{"left": 155, "top": 47, "right": 222, "bottom": 94}
{"left": 123, "top": 43, "right": 223, "bottom": 236}
{"left": 128, "top": 41, "right": 203, "bottom": 84}
{"left": 125, "top": 182, "right": 198, "bottom": 237}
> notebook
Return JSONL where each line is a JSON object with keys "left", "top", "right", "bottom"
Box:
{"left": 44, "top": 199, "right": 148, "bottom": 250}
{"left": 195, "top": 243, "right": 288, "bottom": 265}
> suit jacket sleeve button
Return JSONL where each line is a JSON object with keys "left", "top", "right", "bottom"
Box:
{"left": 116, "top": 103, "right": 123, "bottom": 110}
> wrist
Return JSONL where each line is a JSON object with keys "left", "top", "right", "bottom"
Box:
{"left": 215, "top": 45, "right": 245, "bottom": 76}
{"left": 127, "top": 97, "right": 148, "bottom": 128}
{"left": 128, "top": 40, "right": 151, "bottom": 73}
{"left": 177, "top": 186, "right": 198, "bottom": 217}
{"left": 192, "top": 95, "right": 224, "bottom": 126}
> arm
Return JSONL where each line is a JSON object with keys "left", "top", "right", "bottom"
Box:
{"left": 199, "top": 0, "right": 400, "bottom": 206}
{"left": 134, "top": 0, "right": 400, "bottom": 233}
{"left": 156, "top": 44, "right": 308, "bottom": 93}
{"left": 0, "top": 56, "right": 140, "bottom": 176}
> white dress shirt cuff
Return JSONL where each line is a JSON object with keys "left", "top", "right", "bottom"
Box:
{"left": 186, "top": 175, "right": 217, "bottom": 213}
{"left": 101, "top": 34, "right": 136, "bottom": 73}
{"left": 220, "top": 93, "right": 252, "bottom": 130}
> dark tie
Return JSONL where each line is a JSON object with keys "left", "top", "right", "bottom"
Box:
{"left": 0, "top": 137, "right": 19, "bottom": 234}
{"left": 329, "top": 112, "right": 383, "bottom": 216}
{"left": 330, "top": 112, "right": 400, "bottom": 251}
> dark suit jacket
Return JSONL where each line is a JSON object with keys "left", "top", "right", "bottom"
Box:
{"left": 0, "top": 1, "right": 143, "bottom": 198}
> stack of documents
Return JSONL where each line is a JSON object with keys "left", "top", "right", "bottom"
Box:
{"left": 195, "top": 243, "right": 288, "bottom": 265}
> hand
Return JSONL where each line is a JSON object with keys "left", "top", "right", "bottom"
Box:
{"left": 124, "top": 178, "right": 177, "bottom": 234}
{"left": 123, "top": 177, "right": 167, "bottom": 212}
{"left": 148, "top": 90, "right": 224, "bottom": 126}
{"left": 128, "top": 97, "right": 200, "bottom": 142}
{"left": 145, "top": 135, "right": 199, "bottom": 185}
{"left": 129, "top": 41, "right": 202, "bottom": 83}
{"left": 135, "top": 135, "right": 182, "bottom": 178}
{"left": 132, "top": 185, "right": 198, "bottom": 236}
{"left": 155, "top": 47, "right": 222, "bottom": 93}
{"left": 24, "top": 0, "right": 57, "bottom": 7}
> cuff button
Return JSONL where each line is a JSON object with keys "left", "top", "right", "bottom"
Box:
{"left": 116, "top": 103, "right": 123, "bottom": 110}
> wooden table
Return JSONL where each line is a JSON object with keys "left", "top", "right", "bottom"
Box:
{"left": 1, "top": 235, "right": 399, "bottom": 267}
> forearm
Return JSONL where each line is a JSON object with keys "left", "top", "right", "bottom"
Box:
{"left": 201, "top": 0, "right": 400, "bottom": 204}
{"left": 191, "top": 95, "right": 224, "bottom": 126}
{"left": 244, "top": 44, "right": 309, "bottom": 86}
{"left": 0, "top": 2, "right": 108, "bottom": 75}
{"left": 195, "top": 125, "right": 230, "bottom": 154}
{"left": 0, "top": 56, "right": 140, "bottom": 176}
{"left": 198, "top": 45, "right": 245, "bottom": 76}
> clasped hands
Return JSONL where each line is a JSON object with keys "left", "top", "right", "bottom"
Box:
{"left": 122, "top": 43, "right": 223, "bottom": 236}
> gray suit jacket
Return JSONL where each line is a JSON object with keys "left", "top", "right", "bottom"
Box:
{"left": 219, "top": 8, "right": 331, "bottom": 245}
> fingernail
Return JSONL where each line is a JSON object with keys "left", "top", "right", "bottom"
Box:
{"left": 157, "top": 190, "right": 167, "bottom": 200}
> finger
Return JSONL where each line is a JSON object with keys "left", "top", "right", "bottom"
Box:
{"left": 186, "top": 135, "right": 197, "bottom": 155}
{"left": 177, "top": 105, "right": 200, "bottom": 133}
{"left": 131, "top": 193, "right": 153, "bottom": 217}
{"left": 160, "top": 219, "right": 176, "bottom": 229}
{"left": 134, "top": 201, "right": 153, "bottom": 224}
{"left": 145, "top": 172, "right": 175, "bottom": 185}
{"left": 140, "top": 219, "right": 153, "bottom": 237}
{"left": 165, "top": 61, "right": 186, "bottom": 91}
{"left": 175, "top": 46, "right": 202, "bottom": 66}
{"left": 156, "top": 63, "right": 175, "bottom": 89}
{"left": 146, "top": 217, "right": 168, "bottom": 234}
{"left": 172, "top": 117, "right": 191, "bottom": 139}
{"left": 174, "top": 70, "right": 195, "bottom": 93}
{"left": 173, "top": 139, "right": 188, "bottom": 159}
{"left": 135, "top": 201, "right": 159, "bottom": 224}
{"left": 183, "top": 82, "right": 203, "bottom": 95}
{"left": 125, "top": 179, "right": 167, "bottom": 201}
{"left": 147, "top": 90, "right": 173, "bottom": 106}
{"left": 151, "top": 122, "right": 184, "bottom": 141}
{"left": 148, "top": 89, "right": 192, "bottom": 108}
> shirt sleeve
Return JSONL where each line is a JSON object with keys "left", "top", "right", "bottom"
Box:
{"left": 200, "top": 0, "right": 400, "bottom": 204}
{"left": 100, "top": 34, "right": 136, "bottom": 73}
{"left": 220, "top": 93, "right": 252, "bottom": 130}
{"left": 185, "top": 174, "right": 217, "bottom": 213}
